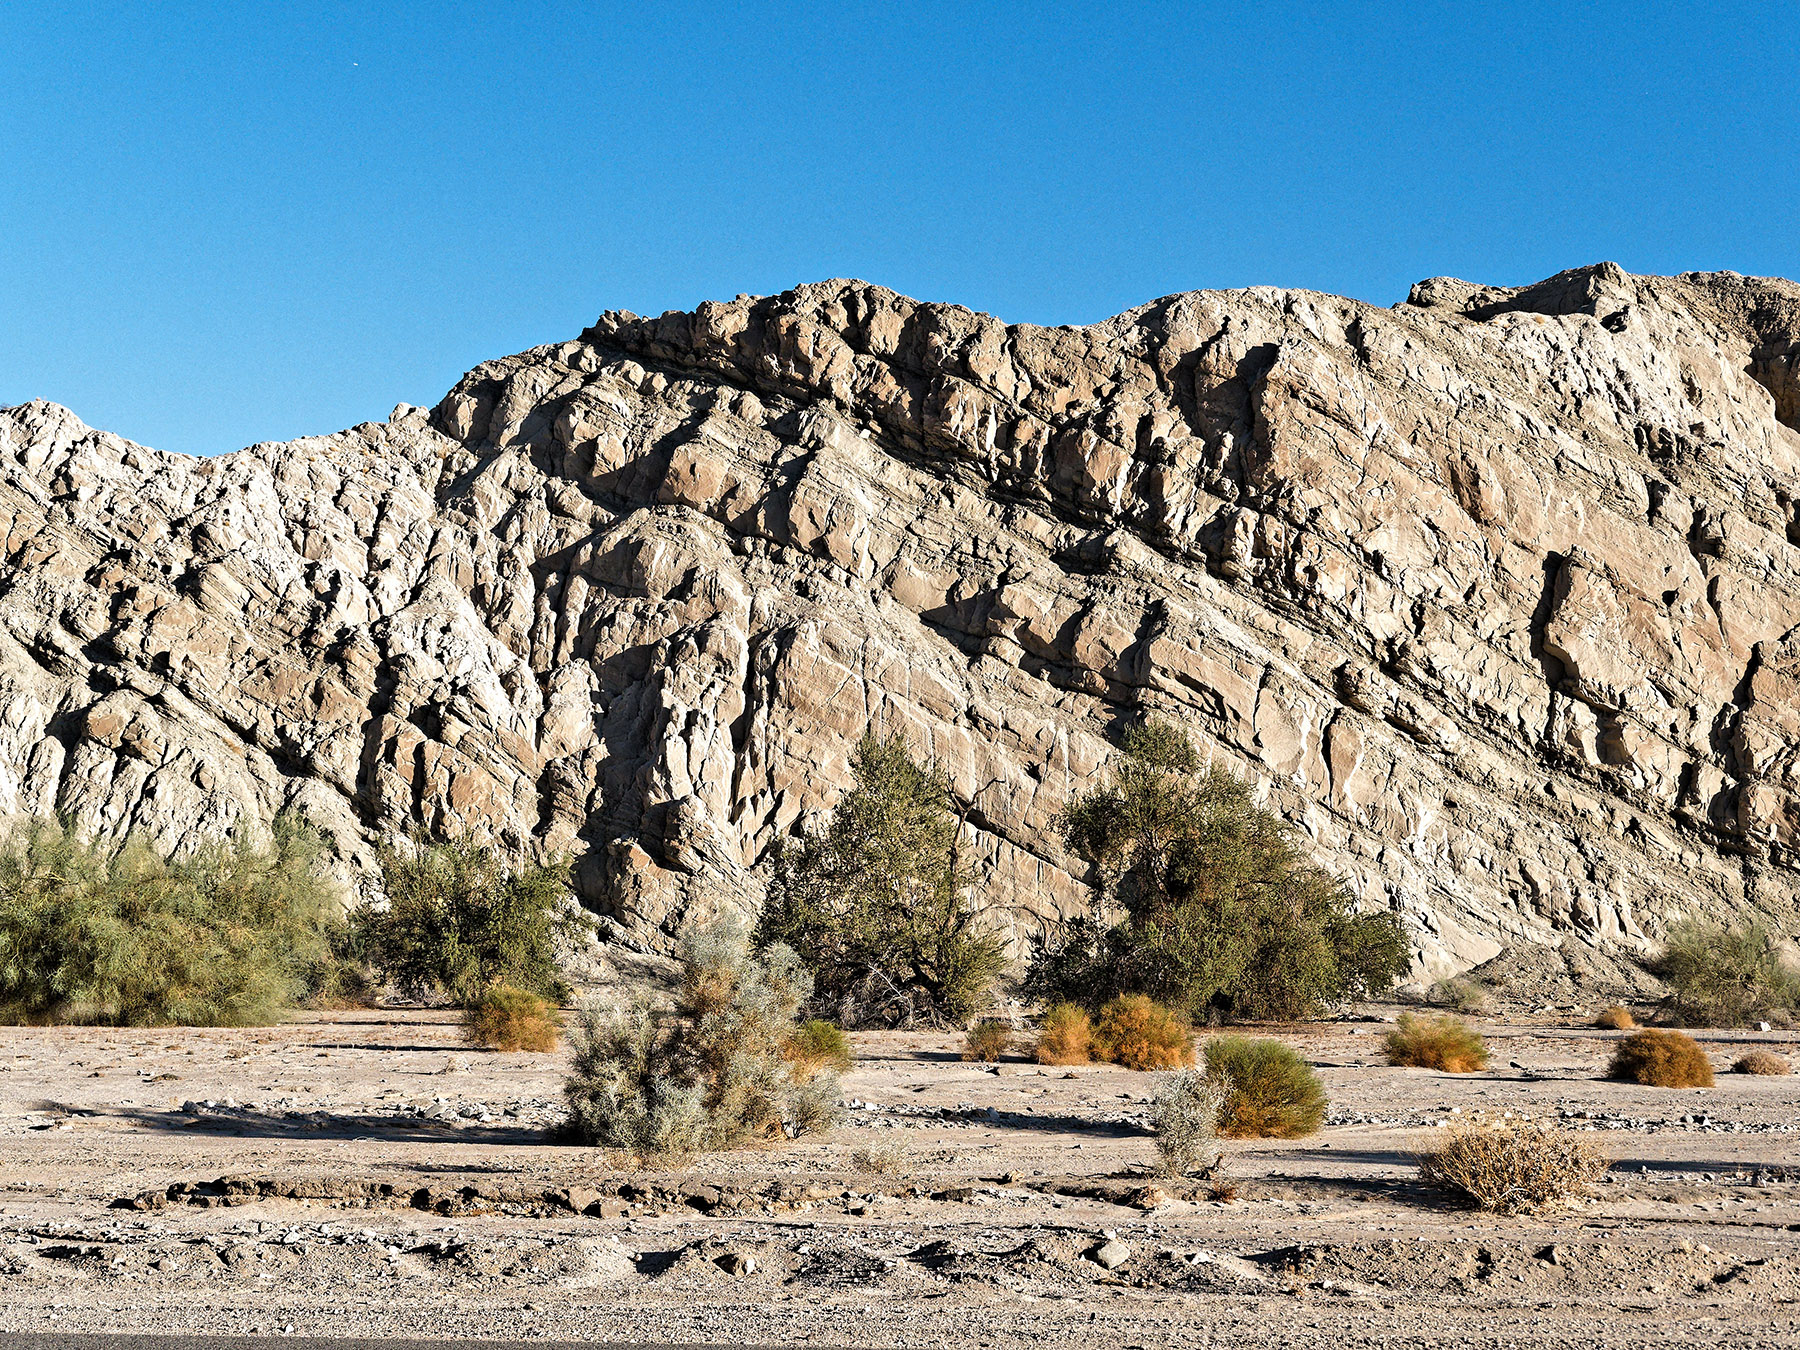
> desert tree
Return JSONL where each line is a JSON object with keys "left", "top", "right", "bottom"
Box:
{"left": 1029, "top": 720, "right": 1410, "bottom": 1021}
{"left": 1652, "top": 917, "right": 1799, "bottom": 1027}
{"left": 756, "top": 733, "right": 1006, "bottom": 1026}
{"left": 356, "top": 837, "right": 585, "bottom": 1004}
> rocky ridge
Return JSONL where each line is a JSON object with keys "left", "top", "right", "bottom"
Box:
{"left": 4, "top": 262, "right": 1800, "bottom": 982}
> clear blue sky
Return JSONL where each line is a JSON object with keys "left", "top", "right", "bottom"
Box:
{"left": 2, "top": 2, "right": 1794, "bottom": 457}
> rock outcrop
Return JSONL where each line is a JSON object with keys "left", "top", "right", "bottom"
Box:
{"left": 5, "top": 263, "right": 1800, "bottom": 984}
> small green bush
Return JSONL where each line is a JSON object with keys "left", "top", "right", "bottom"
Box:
{"left": 301, "top": 913, "right": 376, "bottom": 1008}
{"left": 1608, "top": 1029, "right": 1714, "bottom": 1087}
{"left": 963, "top": 1018, "right": 1014, "bottom": 1062}
{"left": 1029, "top": 721, "right": 1411, "bottom": 1021}
{"left": 0, "top": 814, "right": 340, "bottom": 1026}
{"left": 1653, "top": 918, "right": 1800, "bottom": 1027}
{"left": 356, "top": 838, "right": 585, "bottom": 1005}
{"left": 563, "top": 920, "right": 837, "bottom": 1160}
{"left": 1150, "top": 1070, "right": 1226, "bottom": 1177}
{"left": 464, "top": 984, "right": 560, "bottom": 1052}
{"left": 1204, "top": 1036, "right": 1327, "bottom": 1138}
{"left": 1034, "top": 1002, "right": 1093, "bottom": 1066}
{"left": 1384, "top": 1013, "right": 1488, "bottom": 1073}
{"left": 1095, "top": 994, "right": 1194, "bottom": 1071}
{"left": 785, "top": 1019, "right": 853, "bottom": 1074}
{"left": 757, "top": 734, "right": 1006, "bottom": 1028}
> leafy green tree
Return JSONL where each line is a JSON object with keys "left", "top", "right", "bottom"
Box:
{"left": 357, "top": 838, "right": 583, "bottom": 1004}
{"left": 757, "top": 733, "right": 1006, "bottom": 1027}
{"left": 0, "top": 813, "right": 339, "bottom": 1026}
{"left": 1030, "top": 720, "right": 1409, "bottom": 1021}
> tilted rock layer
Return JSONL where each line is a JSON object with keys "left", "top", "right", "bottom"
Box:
{"left": 6, "top": 263, "right": 1800, "bottom": 982}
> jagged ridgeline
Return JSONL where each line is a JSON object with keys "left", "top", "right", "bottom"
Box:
{"left": 2, "top": 264, "right": 1798, "bottom": 986}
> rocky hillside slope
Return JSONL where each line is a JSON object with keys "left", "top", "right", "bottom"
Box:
{"left": 4, "top": 263, "right": 1799, "bottom": 985}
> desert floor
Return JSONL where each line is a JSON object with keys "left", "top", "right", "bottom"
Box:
{"left": 2, "top": 1008, "right": 1798, "bottom": 1348}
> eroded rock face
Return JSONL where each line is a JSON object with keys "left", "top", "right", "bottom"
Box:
{"left": 5, "top": 263, "right": 1800, "bottom": 982}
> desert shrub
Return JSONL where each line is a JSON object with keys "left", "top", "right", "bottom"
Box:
{"left": 563, "top": 919, "right": 837, "bottom": 1159}
{"left": 563, "top": 1001, "right": 706, "bottom": 1158}
{"left": 1034, "top": 1002, "right": 1093, "bottom": 1066}
{"left": 784, "top": 1019, "right": 853, "bottom": 1074}
{"left": 1418, "top": 1121, "right": 1611, "bottom": 1214}
{"left": 1150, "top": 1070, "right": 1227, "bottom": 1177}
{"left": 1095, "top": 994, "right": 1194, "bottom": 1071}
{"left": 1430, "top": 978, "right": 1487, "bottom": 1013}
{"left": 1653, "top": 918, "right": 1800, "bottom": 1027}
{"left": 1608, "top": 1029, "right": 1714, "bottom": 1087}
{"left": 0, "top": 814, "right": 340, "bottom": 1026}
{"left": 463, "top": 984, "right": 560, "bottom": 1052}
{"left": 851, "top": 1141, "right": 911, "bottom": 1176}
{"left": 1384, "top": 1013, "right": 1489, "bottom": 1073}
{"left": 1594, "top": 1005, "right": 1636, "bottom": 1030}
{"left": 757, "top": 735, "right": 1006, "bottom": 1028}
{"left": 1203, "top": 1036, "right": 1327, "bottom": 1138}
{"left": 301, "top": 913, "right": 376, "bottom": 1008}
{"left": 1733, "top": 1050, "right": 1790, "bottom": 1076}
{"left": 962, "top": 1018, "right": 1014, "bottom": 1062}
{"left": 1029, "top": 721, "right": 1410, "bottom": 1022}
{"left": 356, "top": 838, "right": 584, "bottom": 1005}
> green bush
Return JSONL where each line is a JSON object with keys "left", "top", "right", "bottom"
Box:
{"left": 1384, "top": 1013, "right": 1488, "bottom": 1072}
{"left": 301, "top": 912, "right": 376, "bottom": 1008}
{"left": 355, "top": 838, "right": 584, "bottom": 1005}
{"left": 0, "top": 814, "right": 340, "bottom": 1026}
{"left": 1095, "top": 993, "right": 1194, "bottom": 1070}
{"left": 785, "top": 1019, "right": 853, "bottom": 1074}
{"left": 563, "top": 919, "right": 838, "bottom": 1160}
{"left": 1028, "top": 721, "right": 1410, "bottom": 1021}
{"left": 1204, "top": 1036, "right": 1327, "bottom": 1138}
{"left": 962, "top": 1018, "right": 1014, "bottom": 1062}
{"left": 757, "top": 734, "right": 1006, "bottom": 1027}
{"left": 464, "top": 984, "right": 561, "bottom": 1052}
{"left": 1652, "top": 918, "right": 1800, "bottom": 1027}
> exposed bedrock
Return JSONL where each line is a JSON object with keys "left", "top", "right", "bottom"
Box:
{"left": 6, "top": 263, "right": 1800, "bottom": 983}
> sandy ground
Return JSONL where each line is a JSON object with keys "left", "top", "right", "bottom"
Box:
{"left": 2, "top": 1008, "right": 1799, "bottom": 1348}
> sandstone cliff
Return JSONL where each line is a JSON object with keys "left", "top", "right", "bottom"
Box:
{"left": 5, "top": 263, "right": 1800, "bottom": 988}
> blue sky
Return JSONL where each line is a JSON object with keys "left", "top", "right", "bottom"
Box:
{"left": 2, "top": 2, "right": 1794, "bottom": 457}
